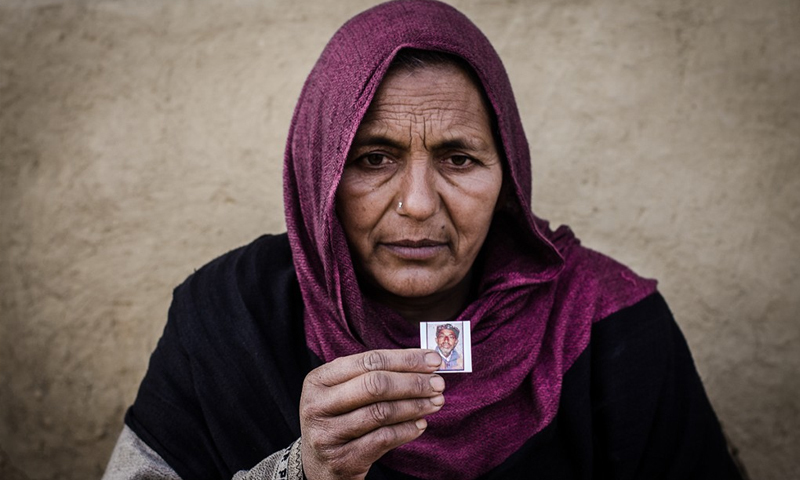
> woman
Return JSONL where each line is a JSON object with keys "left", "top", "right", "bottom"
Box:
{"left": 104, "top": 1, "right": 742, "bottom": 479}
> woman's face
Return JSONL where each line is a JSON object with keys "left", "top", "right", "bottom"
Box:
{"left": 336, "top": 63, "right": 503, "bottom": 302}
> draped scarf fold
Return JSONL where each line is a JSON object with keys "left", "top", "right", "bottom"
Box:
{"left": 283, "top": 1, "right": 656, "bottom": 478}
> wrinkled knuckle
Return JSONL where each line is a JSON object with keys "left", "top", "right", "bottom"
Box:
{"left": 364, "top": 371, "right": 390, "bottom": 397}
{"left": 403, "top": 352, "right": 422, "bottom": 370}
{"left": 413, "top": 374, "right": 429, "bottom": 394}
{"left": 300, "top": 403, "right": 322, "bottom": 423}
{"left": 374, "top": 425, "right": 402, "bottom": 449}
{"left": 361, "top": 351, "right": 388, "bottom": 372}
{"left": 368, "top": 401, "right": 394, "bottom": 425}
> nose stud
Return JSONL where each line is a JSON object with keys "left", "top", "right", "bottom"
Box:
{"left": 397, "top": 200, "right": 403, "bottom": 211}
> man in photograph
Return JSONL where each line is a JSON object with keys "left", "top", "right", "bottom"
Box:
{"left": 435, "top": 323, "right": 463, "bottom": 371}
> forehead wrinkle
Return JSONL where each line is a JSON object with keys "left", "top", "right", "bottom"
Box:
{"left": 421, "top": 115, "right": 428, "bottom": 151}
{"left": 356, "top": 109, "right": 410, "bottom": 148}
{"left": 357, "top": 67, "right": 495, "bottom": 154}
{"left": 361, "top": 103, "right": 490, "bottom": 151}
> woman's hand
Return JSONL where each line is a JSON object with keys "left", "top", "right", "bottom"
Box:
{"left": 299, "top": 349, "right": 445, "bottom": 480}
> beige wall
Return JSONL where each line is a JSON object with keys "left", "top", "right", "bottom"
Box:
{"left": 1, "top": 1, "right": 797, "bottom": 479}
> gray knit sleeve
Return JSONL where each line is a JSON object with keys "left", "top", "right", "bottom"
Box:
{"left": 102, "top": 426, "right": 304, "bottom": 480}
{"left": 102, "top": 426, "right": 181, "bottom": 480}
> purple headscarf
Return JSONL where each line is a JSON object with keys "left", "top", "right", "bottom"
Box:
{"left": 283, "top": 1, "right": 656, "bottom": 478}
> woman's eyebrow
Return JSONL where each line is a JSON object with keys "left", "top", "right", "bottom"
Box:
{"left": 432, "top": 138, "right": 484, "bottom": 152}
{"left": 352, "top": 134, "right": 487, "bottom": 153}
{"left": 350, "top": 134, "right": 408, "bottom": 151}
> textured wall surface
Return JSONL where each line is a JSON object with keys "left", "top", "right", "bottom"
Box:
{"left": 1, "top": 0, "right": 798, "bottom": 479}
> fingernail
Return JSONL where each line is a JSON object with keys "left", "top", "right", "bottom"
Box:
{"left": 429, "top": 375, "right": 445, "bottom": 392}
{"left": 415, "top": 418, "right": 427, "bottom": 430}
{"left": 425, "top": 352, "right": 442, "bottom": 367}
{"left": 430, "top": 394, "right": 445, "bottom": 407}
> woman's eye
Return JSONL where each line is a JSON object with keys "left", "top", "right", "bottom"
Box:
{"left": 360, "top": 153, "right": 388, "bottom": 167}
{"left": 448, "top": 155, "right": 472, "bottom": 167}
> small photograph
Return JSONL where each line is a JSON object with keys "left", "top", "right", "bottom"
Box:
{"left": 419, "top": 320, "right": 472, "bottom": 373}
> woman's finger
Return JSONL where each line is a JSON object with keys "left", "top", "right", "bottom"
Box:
{"left": 307, "top": 371, "right": 445, "bottom": 416}
{"left": 307, "top": 349, "right": 443, "bottom": 388}
{"left": 327, "top": 394, "right": 445, "bottom": 441}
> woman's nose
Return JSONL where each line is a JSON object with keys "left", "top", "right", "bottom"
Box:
{"left": 397, "top": 160, "right": 438, "bottom": 220}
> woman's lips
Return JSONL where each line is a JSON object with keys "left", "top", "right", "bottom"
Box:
{"left": 381, "top": 239, "right": 448, "bottom": 260}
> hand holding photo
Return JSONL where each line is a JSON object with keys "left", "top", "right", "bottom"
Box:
{"left": 420, "top": 321, "right": 472, "bottom": 373}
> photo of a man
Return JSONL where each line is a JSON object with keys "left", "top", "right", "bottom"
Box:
{"left": 435, "top": 323, "right": 463, "bottom": 371}
{"left": 420, "top": 320, "right": 471, "bottom": 373}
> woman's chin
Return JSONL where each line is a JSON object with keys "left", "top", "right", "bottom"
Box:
{"left": 370, "top": 269, "right": 470, "bottom": 303}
